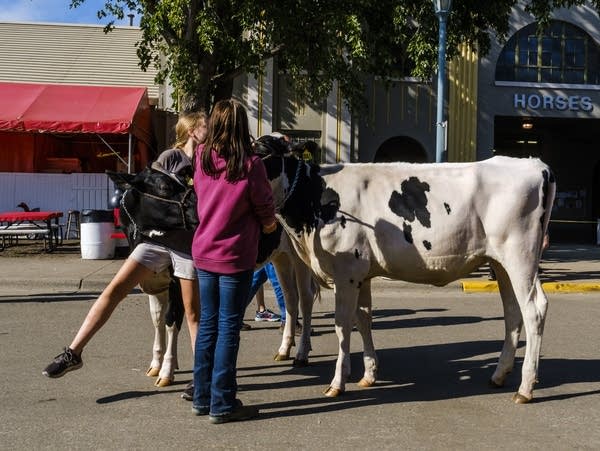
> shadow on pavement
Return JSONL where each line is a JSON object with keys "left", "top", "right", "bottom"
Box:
{"left": 0, "top": 291, "right": 101, "bottom": 303}
{"left": 244, "top": 340, "right": 600, "bottom": 419}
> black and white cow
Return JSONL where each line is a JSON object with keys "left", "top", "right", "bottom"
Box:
{"left": 261, "top": 151, "right": 556, "bottom": 404}
{"left": 107, "top": 165, "right": 197, "bottom": 387}
{"left": 106, "top": 164, "right": 285, "bottom": 387}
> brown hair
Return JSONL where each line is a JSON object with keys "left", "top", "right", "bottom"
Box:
{"left": 172, "top": 111, "right": 207, "bottom": 150}
{"left": 201, "top": 99, "right": 252, "bottom": 182}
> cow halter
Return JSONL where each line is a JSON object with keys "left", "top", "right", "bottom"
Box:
{"left": 262, "top": 154, "right": 304, "bottom": 212}
{"left": 120, "top": 186, "right": 196, "bottom": 240}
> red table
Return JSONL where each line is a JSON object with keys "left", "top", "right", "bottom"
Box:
{"left": 0, "top": 211, "right": 63, "bottom": 251}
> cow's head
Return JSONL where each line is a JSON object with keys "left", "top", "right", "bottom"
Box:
{"left": 255, "top": 135, "right": 324, "bottom": 235}
{"left": 107, "top": 166, "right": 198, "bottom": 245}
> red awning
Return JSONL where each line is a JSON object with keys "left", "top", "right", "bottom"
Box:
{"left": 0, "top": 82, "right": 150, "bottom": 134}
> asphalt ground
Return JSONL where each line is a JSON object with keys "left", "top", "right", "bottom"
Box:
{"left": 0, "top": 241, "right": 599, "bottom": 295}
{"left": 1, "top": 240, "right": 600, "bottom": 449}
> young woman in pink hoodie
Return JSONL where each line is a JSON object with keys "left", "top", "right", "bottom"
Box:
{"left": 191, "top": 99, "right": 277, "bottom": 424}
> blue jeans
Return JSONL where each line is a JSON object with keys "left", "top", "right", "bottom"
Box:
{"left": 193, "top": 268, "right": 253, "bottom": 416}
{"left": 247, "top": 262, "right": 286, "bottom": 321}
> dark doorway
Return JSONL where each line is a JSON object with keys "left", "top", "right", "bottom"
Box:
{"left": 494, "top": 116, "right": 600, "bottom": 243}
{"left": 373, "top": 136, "right": 428, "bottom": 163}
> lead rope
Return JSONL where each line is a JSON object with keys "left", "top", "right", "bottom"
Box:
{"left": 120, "top": 189, "right": 139, "bottom": 241}
{"left": 281, "top": 158, "right": 303, "bottom": 210}
{"left": 120, "top": 187, "right": 194, "bottom": 241}
{"left": 262, "top": 154, "right": 303, "bottom": 212}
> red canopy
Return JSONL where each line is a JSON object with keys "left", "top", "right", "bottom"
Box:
{"left": 0, "top": 82, "right": 149, "bottom": 134}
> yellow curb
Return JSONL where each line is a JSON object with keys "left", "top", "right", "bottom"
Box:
{"left": 541, "top": 282, "right": 600, "bottom": 293}
{"left": 461, "top": 281, "right": 499, "bottom": 292}
{"left": 461, "top": 280, "right": 600, "bottom": 293}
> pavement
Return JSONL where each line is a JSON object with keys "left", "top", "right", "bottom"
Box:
{"left": 1, "top": 240, "right": 600, "bottom": 295}
{"left": 3, "top": 240, "right": 600, "bottom": 449}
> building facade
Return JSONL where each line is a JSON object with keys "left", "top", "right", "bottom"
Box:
{"left": 248, "top": 2, "right": 600, "bottom": 242}
{"left": 3, "top": 5, "right": 599, "bottom": 242}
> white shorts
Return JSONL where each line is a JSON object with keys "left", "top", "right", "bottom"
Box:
{"left": 129, "top": 242, "right": 196, "bottom": 280}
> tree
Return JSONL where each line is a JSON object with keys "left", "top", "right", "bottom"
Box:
{"left": 70, "top": 0, "right": 598, "bottom": 113}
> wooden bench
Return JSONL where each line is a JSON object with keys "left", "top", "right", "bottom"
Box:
{"left": 0, "top": 224, "right": 61, "bottom": 251}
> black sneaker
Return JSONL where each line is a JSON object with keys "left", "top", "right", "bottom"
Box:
{"left": 42, "top": 347, "right": 82, "bottom": 378}
{"left": 181, "top": 381, "right": 194, "bottom": 401}
{"left": 209, "top": 399, "right": 259, "bottom": 424}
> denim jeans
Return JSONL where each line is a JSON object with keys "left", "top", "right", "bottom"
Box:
{"left": 193, "top": 268, "right": 253, "bottom": 416}
{"left": 247, "top": 262, "right": 287, "bottom": 321}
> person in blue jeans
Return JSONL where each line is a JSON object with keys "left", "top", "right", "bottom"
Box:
{"left": 191, "top": 100, "right": 278, "bottom": 424}
{"left": 248, "top": 263, "right": 285, "bottom": 322}
{"left": 242, "top": 262, "right": 304, "bottom": 335}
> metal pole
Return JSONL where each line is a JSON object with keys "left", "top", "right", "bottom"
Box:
{"left": 435, "top": 13, "right": 448, "bottom": 163}
{"left": 128, "top": 133, "right": 133, "bottom": 174}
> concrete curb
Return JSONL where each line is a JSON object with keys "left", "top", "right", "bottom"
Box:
{"left": 461, "top": 280, "right": 600, "bottom": 293}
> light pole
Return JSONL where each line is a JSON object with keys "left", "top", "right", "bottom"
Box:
{"left": 432, "top": 0, "right": 452, "bottom": 163}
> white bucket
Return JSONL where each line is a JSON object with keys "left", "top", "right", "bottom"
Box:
{"left": 80, "top": 210, "right": 116, "bottom": 259}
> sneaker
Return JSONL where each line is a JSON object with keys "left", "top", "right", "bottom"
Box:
{"left": 209, "top": 399, "right": 259, "bottom": 424}
{"left": 254, "top": 309, "right": 281, "bottom": 322}
{"left": 192, "top": 405, "right": 209, "bottom": 416}
{"left": 42, "top": 347, "right": 82, "bottom": 378}
{"left": 181, "top": 381, "right": 194, "bottom": 401}
{"left": 279, "top": 321, "right": 303, "bottom": 336}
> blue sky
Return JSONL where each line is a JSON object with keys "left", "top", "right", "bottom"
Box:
{"left": 0, "top": 0, "right": 136, "bottom": 25}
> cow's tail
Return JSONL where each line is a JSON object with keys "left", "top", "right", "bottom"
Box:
{"left": 539, "top": 166, "right": 556, "bottom": 261}
{"left": 524, "top": 164, "right": 555, "bottom": 333}
{"left": 311, "top": 276, "right": 322, "bottom": 304}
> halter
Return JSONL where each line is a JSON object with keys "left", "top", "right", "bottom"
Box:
{"left": 261, "top": 153, "right": 304, "bottom": 212}
{"left": 120, "top": 186, "right": 196, "bottom": 241}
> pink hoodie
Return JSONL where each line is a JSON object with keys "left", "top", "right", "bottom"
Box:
{"left": 192, "top": 146, "right": 276, "bottom": 274}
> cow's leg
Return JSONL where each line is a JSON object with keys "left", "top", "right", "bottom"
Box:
{"left": 293, "top": 260, "right": 316, "bottom": 367}
{"left": 514, "top": 277, "right": 547, "bottom": 403}
{"left": 324, "top": 282, "right": 359, "bottom": 397}
{"left": 490, "top": 262, "right": 522, "bottom": 388}
{"left": 500, "top": 257, "right": 548, "bottom": 403}
{"left": 155, "top": 320, "right": 179, "bottom": 387}
{"left": 272, "top": 253, "right": 297, "bottom": 361}
{"left": 146, "top": 290, "right": 168, "bottom": 378}
{"left": 354, "top": 279, "right": 377, "bottom": 388}
{"left": 155, "top": 279, "right": 184, "bottom": 387}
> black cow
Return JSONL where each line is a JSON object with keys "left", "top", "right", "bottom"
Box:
{"left": 107, "top": 166, "right": 192, "bottom": 387}
{"left": 107, "top": 165, "right": 198, "bottom": 249}
{"left": 106, "top": 162, "right": 284, "bottom": 388}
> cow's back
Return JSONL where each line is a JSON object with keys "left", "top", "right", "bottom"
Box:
{"left": 308, "top": 156, "right": 551, "bottom": 285}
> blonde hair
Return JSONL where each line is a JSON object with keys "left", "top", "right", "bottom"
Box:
{"left": 172, "top": 111, "right": 207, "bottom": 150}
{"left": 201, "top": 99, "right": 252, "bottom": 182}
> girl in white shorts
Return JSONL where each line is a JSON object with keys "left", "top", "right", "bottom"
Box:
{"left": 43, "top": 111, "right": 207, "bottom": 381}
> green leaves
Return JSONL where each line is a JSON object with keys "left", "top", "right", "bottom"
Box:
{"left": 69, "top": 0, "right": 596, "bottom": 114}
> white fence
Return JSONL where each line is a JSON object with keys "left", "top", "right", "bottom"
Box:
{"left": 0, "top": 172, "right": 113, "bottom": 220}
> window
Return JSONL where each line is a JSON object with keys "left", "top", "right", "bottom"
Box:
{"left": 496, "top": 20, "right": 600, "bottom": 85}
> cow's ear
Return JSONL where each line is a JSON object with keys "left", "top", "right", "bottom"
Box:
{"left": 106, "top": 170, "right": 134, "bottom": 190}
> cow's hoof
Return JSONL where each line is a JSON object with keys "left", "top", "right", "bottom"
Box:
{"left": 512, "top": 392, "right": 532, "bottom": 404}
{"left": 357, "top": 377, "right": 375, "bottom": 388}
{"left": 274, "top": 352, "right": 290, "bottom": 361}
{"left": 154, "top": 377, "right": 173, "bottom": 387}
{"left": 293, "top": 358, "right": 308, "bottom": 368}
{"left": 488, "top": 378, "right": 504, "bottom": 388}
{"left": 323, "top": 386, "right": 344, "bottom": 397}
{"left": 146, "top": 367, "right": 160, "bottom": 377}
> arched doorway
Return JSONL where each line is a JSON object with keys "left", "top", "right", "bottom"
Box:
{"left": 373, "top": 136, "right": 428, "bottom": 163}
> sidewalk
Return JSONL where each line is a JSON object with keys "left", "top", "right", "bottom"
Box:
{"left": 0, "top": 241, "right": 599, "bottom": 295}
{"left": 460, "top": 244, "right": 600, "bottom": 293}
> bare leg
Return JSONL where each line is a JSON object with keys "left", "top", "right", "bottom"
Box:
{"left": 255, "top": 286, "right": 266, "bottom": 312}
{"left": 69, "top": 257, "right": 154, "bottom": 354}
{"left": 179, "top": 277, "right": 200, "bottom": 353}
